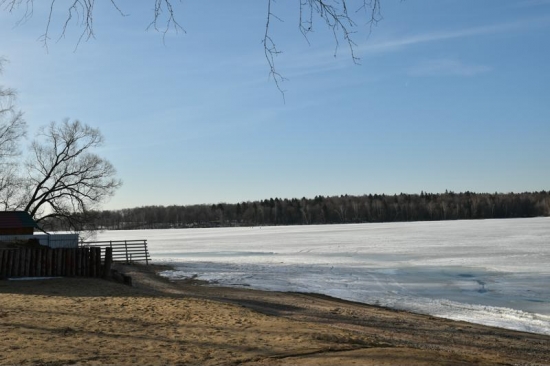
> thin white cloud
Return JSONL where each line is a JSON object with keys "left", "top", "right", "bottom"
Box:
{"left": 509, "top": 0, "right": 550, "bottom": 8}
{"left": 244, "top": 15, "right": 550, "bottom": 83}
{"left": 408, "top": 58, "right": 492, "bottom": 77}
{"left": 360, "top": 16, "right": 550, "bottom": 54}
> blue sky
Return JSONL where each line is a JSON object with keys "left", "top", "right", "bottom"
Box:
{"left": 1, "top": 1, "right": 549, "bottom": 210}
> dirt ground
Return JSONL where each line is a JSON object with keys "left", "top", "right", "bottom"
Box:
{"left": 0, "top": 263, "right": 548, "bottom": 365}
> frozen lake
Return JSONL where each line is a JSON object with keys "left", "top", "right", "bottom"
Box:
{"left": 96, "top": 217, "right": 550, "bottom": 335}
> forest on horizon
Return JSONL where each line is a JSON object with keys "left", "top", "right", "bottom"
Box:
{"left": 42, "top": 190, "right": 550, "bottom": 232}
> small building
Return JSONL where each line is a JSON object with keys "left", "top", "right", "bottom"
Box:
{"left": 0, "top": 211, "right": 38, "bottom": 235}
{"left": 0, "top": 211, "right": 79, "bottom": 248}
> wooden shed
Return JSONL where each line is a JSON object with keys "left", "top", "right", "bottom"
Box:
{"left": 0, "top": 211, "right": 38, "bottom": 235}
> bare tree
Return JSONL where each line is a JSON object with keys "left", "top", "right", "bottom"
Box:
{"left": 0, "top": 61, "right": 120, "bottom": 228}
{"left": 1, "top": 0, "right": 382, "bottom": 93}
{"left": 0, "top": 59, "right": 26, "bottom": 164}
{"left": 0, "top": 59, "right": 27, "bottom": 210}
{"left": 22, "top": 119, "right": 122, "bottom": 230}
{"left": 0, "top": 166, "right": 26, "bottom": 210}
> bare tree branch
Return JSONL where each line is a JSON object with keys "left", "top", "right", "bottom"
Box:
{"left": 264, "top": 0, "right": 287, "bottom": 99}
{"left": 0, "top": 166, "right": 26, "bottom": 210}
{"left": 1, "top": 0, "right": 184, "bottom": 50}
{"left": 147, "top": 0, "right": 185, "bottom": 44}
{"left": 265, "top": 0, "right": 382, "bottom": 98}
{"left": 0, "top": 59, "right": 28, "bottom": 210}
{"left": 0, "top": 59, "right": 27, "bottom": 162}
{"left": 1, "top": 0, "right": 383, "bottom": 93}
{"left": 23, "top": 119, "right": 122, "bottom": 230}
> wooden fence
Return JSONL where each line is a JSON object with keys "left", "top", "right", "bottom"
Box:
{"left": 80, "top": 240, "right": 150, "bottom": 265}
{"left": 0, "top": 247, "right": 113, "bottom": 278}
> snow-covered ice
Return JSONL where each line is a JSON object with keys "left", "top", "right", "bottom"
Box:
{"left": 96, "top": 217, "right": 550, "bottom": 335}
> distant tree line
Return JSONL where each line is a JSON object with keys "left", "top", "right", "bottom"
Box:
{"left": 41, "top": 191, "right": 550, "bottom": 231}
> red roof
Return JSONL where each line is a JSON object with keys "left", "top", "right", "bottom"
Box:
{"left": 0, "top": 211, "right": 38, "bottom": 229}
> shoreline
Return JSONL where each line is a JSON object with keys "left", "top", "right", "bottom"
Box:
{"left": 1, "top": 263, "right": 549, "bottom": 365}
{"left": 156, "top": 260, "right": 550, "bottom": 337}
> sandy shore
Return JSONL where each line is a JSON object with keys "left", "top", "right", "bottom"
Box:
{"left": 1, "top": 264, "right": 549, "bottom": 366}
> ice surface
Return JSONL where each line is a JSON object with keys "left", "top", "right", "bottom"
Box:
{"left": 96, "top": 217, "right": 550, "bottom": 335}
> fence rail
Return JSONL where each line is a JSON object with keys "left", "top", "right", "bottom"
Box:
{"left": 0, "top": 247, "right": 112, "bottom": 278}
{"left": 80, "top": 240, "right": 150, "bottom": 265}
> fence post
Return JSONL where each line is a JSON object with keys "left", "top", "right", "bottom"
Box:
{"left": 18, "top": 249, "right": 26, "bottom": 277}
{"left": 28, "top": 249, "right": 34, "bottom": 277}
{"left": 124, "top": 240, "right": 129, "bottom": 264}
{"left": 90, "top": 247, "right": 96, "bottom": 277}
{"left": 144, "top": 241, "right": 149, "bottom": 265}
{"left": 41, "top": 249, "right": 46, "bottom": 277}
{"left": 12, "top": 249, "right": 20, "bottom": 278}
{"left": 103, "top": 247, "right": 113, "bottom": 279}
{"left": 0, "top": 250, "right": 7, "bottom": 278}
{"left": 52, "top": 249, "right": 58, "bottom": 276}
{"left": 24, "top": 248, "right": 31, "bottom": 277}
{"left": 6, "top": 250, "right": 13, "bottom": 277}
{"left": 56, "top": 249, "right": 61, "bottom": 276}
{"left": 36, "top": 249, "right": 42, "bottom": 277}
{"left": 46, "top": 249, "right": 53, "bottom": 277}
{"left": 95, "top": 247, "right": 102, "bottom": 277}
{"left": 72, "top": 249, "right": 77, "bottom": 277}
{"left": 83, "top": 247, "right": 89, "bottom": 277}
{"left": 64, "top": 248, "right": 70, "bottom": 276}
{"left": 0, "top": 250, "right": 5, "bottom": 278}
